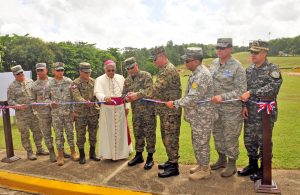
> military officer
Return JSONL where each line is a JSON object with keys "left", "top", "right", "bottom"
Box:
{"left": 166, "top": 47, "right": 215, "bottom": 180}
{"left": 122, "top": 57, "right": 156, "bottom": 170}
{"left": 210, "top": 38, "right": 247, "bottom": 177}
{"left": 127, "top": 46, "right": 182, "bottom": 178}
{"left": 239, "top": 40, "right": 282, "bottom": 181}
{"left": 71, "top": 62, "right": 100, "bottom": 164}
{"left": 7, "top": 65, "right": 48, "bottom": 160}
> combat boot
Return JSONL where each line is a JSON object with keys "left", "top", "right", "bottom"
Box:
{"left": 57, "top": 149, "right": 64, "bottom": 166}
{"left": 190, "top": 165, "right": 201, "bottom": 174}
{"left": 36, "top": 147, "right": 49, "bottom": 155}
{"left": 250, "top": 163, "right": 263, "bottom": 181}
{"left": 158, "top": 161, "right": 172, "bottom": 169}
{"left": 48, "top": 148, "right": 57, "bottom": 162}
{"left": 238, "top": 157, "right": 258, "bottom": 176}
{"left": 144, "top": 153, "right": 154, "bottom": 170}
{"left": 211, "top": 152, "right": 227, "bottom": 170}
{"left": 27, "top": 150, "right": 37, "bottom": 160}
{"left": 79, "top": 148, "right": 86, "bottom": 164}
{"left": 189, "top": 165, "right": 211, "bottom": 180}
{"left": 221, "top": 158, "right": 237, "bottom": 177}
{"left": 158, "top": 163, "right": 179, "bottom": 178}
{"left": 70, "top": 147, "right": 79, "bottom": 161}
{"left": 89, "top": 146, "right": 100, "bottom": 161}
{"left": 63, "top": 150, "right": 71, "bottom": 158}
{"left": 128, "top": 152, "right": 144, "bottom": 166}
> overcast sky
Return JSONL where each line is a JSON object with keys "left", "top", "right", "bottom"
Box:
{"left": 0, "top": 0, "right": 299, "bottom": 49}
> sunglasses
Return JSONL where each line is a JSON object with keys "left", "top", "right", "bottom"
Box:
{"left": 216, "top": 47, "right": 227, "bottom": 50}
{"left": 36, "top": 69, "right": 44, "bottom": 72}
{"left": 106, "top": 69, "right": 115, "bottom": 73}
{"left": 55, "top": 69, "right": 64, "bottom": 72}
{"left": 16, "top": 72, "right": 23, "bottom": 76}
{"left": 126, "top": 66, "right": 135, "bottom": 71}
{"left": 250, "top": 51, "right": 260, "bottom": 55}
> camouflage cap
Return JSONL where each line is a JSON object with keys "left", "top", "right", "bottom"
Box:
{"left": 124, "top": 57, "right": 136, "bottom": 69}
{"left": 36, "top": 63, "right": 47, "bottom": 70}
{"left": 79, "top": 62, "right": 92, "bottom": 73}
{"left": 11, "top": 65, "right": 24, "bottom": 75}
{"left": 249, "top": 40, "right": 269, "bottom": 52}
{"left": 150, "top": 46, "right": 166, "bottom": 59}
{"left": 52, "top": 62, "right": 65, "bottom": 70}
{"left": 217, "top": 38, "right": 233, "bottom": 48}
{"left": 181, "top": 47, "right": 203, "bottom": 60}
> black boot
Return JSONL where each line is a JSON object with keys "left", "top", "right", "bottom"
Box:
{"left": 250, "top": 163, "right": 263, "bottom": 181}
{"left": 128, "top": 152, "right": 144, "bottom": 166}
{"left": 158, "top": 161, "right": 171, "bottom": 169}
{"left": 144, "top": 153, "right": 154, "bottom": 170}
{"left": 79, "top": 148, "right": 86, "bottom": 164}
{"left": 158, "top": 163, "right": 179, "bottom": 178}
{"left": 238, "top": 157, "right": 258, "bottom": 176}
{"left": 89, "top": 146, "right": 100, "bottom": 161}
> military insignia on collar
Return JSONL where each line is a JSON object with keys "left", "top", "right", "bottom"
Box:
{"left": 70, "top": 83, "right": 77, "bottom": 89}
{"left": 192, "top": 82, "right": 198, "bottom": 89}
{"left": 270, "top": 71, "right": 280, "bottom": 79}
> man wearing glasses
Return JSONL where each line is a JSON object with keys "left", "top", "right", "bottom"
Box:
{"left": 44, "top": 62, "right": 79, "bottom": 166}
{"left": 31, "top": 63, "right": 56, "bottom": 162}
{"left": 166, "top": 47, "right": 215, "bottom": 180}
{"left": 71, "top": 62, "right": 100, "bottom": 164}
{"left": 7, "top": 65, "right": 46, "bottom": 160}
{"left": 239, "top": 41, "right": 282, "bottom": 181}
{"left": 210, "top": 38, "right": 247, "bottom": 177}
{"left": 94, "top": 60, "right": 132, "bottom": 161}
{"left": 122, "top": 57, "right": 156, "bottom": 170}
{"left": 127, "top": 46, "right": 182, "bottom": 178}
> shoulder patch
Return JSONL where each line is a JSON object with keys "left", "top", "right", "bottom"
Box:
{"left": 270, "top": 70, "right": 280, "bottom": 79}
{"left": 192, "top": 82, "right": 198, "bottom": 89}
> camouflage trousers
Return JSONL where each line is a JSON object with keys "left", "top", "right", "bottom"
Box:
{"left": 132, "top": 111, "right": 156, "bottom": 153}
{"left": 37, "top": 115, "right": 54, "bottom": 150}
{"left": 16, "top": 112, "right": 43, "bottom": 152}
{"left": 52, "top": 114, "right": 75, "bottom": 150}
{"left": 244, "top": 102, "right": 276, "bottom": 160}
{"left": 160, "top": 114, "right": 181, "bottom": 163}
{"left": 75, "top": 115, "right": 99, "bottom": 149}
{"left": 190, "top": 115, "right": 213, "bottom": 166}
{"left": 213, "top": 105, "right": 243, "bottom": 160}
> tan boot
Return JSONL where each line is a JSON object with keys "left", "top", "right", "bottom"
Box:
{"left": 190, "top": 165, "right": 201, "bottom": 174}
{"left": 70, "top": 147, "right": 79, "bottom": 161}
{"left": 189, "top": 165, "right": 211, "bottom": 180}
{"left": 57, "top": 149, "right": 64, "bottom": 166}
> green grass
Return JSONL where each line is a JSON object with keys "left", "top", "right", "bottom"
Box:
{"left": 1, "top": 54, "right": 300, "bottom": 169}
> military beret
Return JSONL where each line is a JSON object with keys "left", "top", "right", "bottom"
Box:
{"left": 249, "top": 40, "right": 269, "bottom": 52}
{"left": 79, "top": 62, "right": 92, "bottom": 73}
{"left": 124, "top": 57, "right": 136, "bottom": 69}
{"left": 181, "top": 47, "right": 203, "bottom": 60}
{"left": 36, "top": 63, "right": 47, "bottom": 70}
{"left": 150, "top": 46, "right": 166, "bottom": 59}
{"left": 11, "top": 65, "right": 24, "bottom": 75}
{"left": 52, "top": 62, "right": 65, "bottom": 70}
{"left": 217, "top": 38, "right": 233, "bottom": 48}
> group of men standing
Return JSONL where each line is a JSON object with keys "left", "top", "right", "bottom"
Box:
{"left": 6, "top": 37, "right": 282, "bottom": 181}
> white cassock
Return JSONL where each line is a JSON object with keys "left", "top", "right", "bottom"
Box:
{"left": 94, "top": 73, "right": 132, "bottom": 160}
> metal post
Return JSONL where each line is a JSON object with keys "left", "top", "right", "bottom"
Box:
{"left": 1, "top": 101, "right": 20, "bottom": 163}
{"left": 255, "top": 101, "right": 280, "bottom": 194}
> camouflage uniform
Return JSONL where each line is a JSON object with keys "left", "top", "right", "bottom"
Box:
{"left": 123, "top": 70, "right": 156, "bottom": 153}
{"left": 71, "top": 77, "right": 99, "bottom": 149}
{"left": 175, "top": 48, "right": 215, "bottom": 166}
{"left": 138, "top": 62, "right": 182, "bottom": 163}
{"left": 7, "top": 65, "right": 43, "bottom": 153}
{"left": 31, "top": 76, "right": 54, "bottom": 150}
{"left": 244, "top": 61, "right": 282, "bottom": 160}
{"left": 44, "top": 76, "right": 75, "bottom": 150}
{"left": 210, "top": 53, "right": 246, "bottom": 160}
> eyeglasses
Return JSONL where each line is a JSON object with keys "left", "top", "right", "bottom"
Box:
{"left": 216, "top": 47, "right": 227, "bottom": 50}
{"left": 55, "top": 69, "right": 64, "bottom": 72}
{"left": 106, "top": 69, "right": 115, "bottom": 73}
{"left": 126, "top": 66, "right": 135, "bottom": 71}
{"left": 16, "top": 72, "right": 23, "bottom": 76}
{"left": 36, "top": 69, "right": 44, "bottom": 72}
{"left": 250, "top": 51, "right": 260, "bottom": 55}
